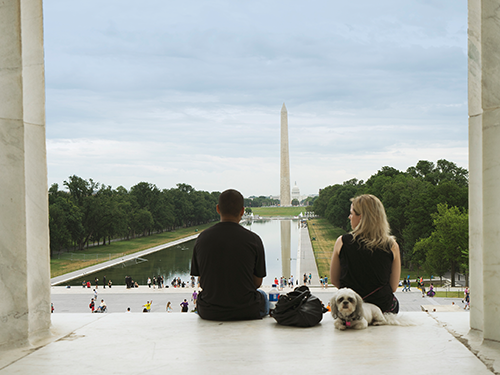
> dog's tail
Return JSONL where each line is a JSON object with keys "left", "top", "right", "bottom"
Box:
{"left": 383, "top": 313, "right": 414, "bottom": 326}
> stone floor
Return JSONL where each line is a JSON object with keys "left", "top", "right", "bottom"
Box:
{"left": 1, "top": 303, "right": 499, "bottom": 374}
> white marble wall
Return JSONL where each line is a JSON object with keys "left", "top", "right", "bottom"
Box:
{"left": 480, "top": 0, "right": 500, "bottom": 342}
{"left": 469, "top": 0, "right": 500, "bottom": 342}
{"left": 467, "top": 0, "right": 484, "bottom": 333}
{"left": 0, "top": 0, "right": 50, "bottom": 348}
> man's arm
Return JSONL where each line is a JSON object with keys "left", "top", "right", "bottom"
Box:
{"left": 253, "top": 276, "right": 263, "bottom": 289}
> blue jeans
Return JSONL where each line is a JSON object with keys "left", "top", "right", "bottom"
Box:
{"left": 257, "top": 289, "right": 270, "bottom": 318}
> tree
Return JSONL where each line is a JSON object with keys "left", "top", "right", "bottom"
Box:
{"left": 168, "top": 186, "right": 194, "bottom": 227}
{"left": 314, "top": 180, "right": 362, "bottom": 230}
{"left": 325, "top": 183, "right": 359, "bottom": 230}
{"left": 303, "top": 196, "right": 317, "bottom": 206}
{"left": 412, "top": 204, "right": 468, "bottom": 286}
{"left": 49, "top": 177, "right": 221, "bottom": 255}
{"left": 413, "top": 236, "right": 448, "bottom": 281}
{"left": 245, "top": 196, "right": 279, "bottom": 207}
{"left": 407, "top": 159, "right": 468, "bottom": 187}
{"left": 406, "top": 160, "right": 435, "bottom": 183}
{"left": 431, "top": 204, "right": 468, "bottom": 287}
{"left": 48, "top": 187, "right": 84, "bottom": 253}
{"left": 131, "top": 209, "right": 154, "bottom": 237}
{"left": 63, "top": 176, "right": 103, "bottom": 249}
{"left": 313, "top": 160, "right": 468, "bottom": 268}
{"left": 291, "top": 199, "right": 299, "bottom": 206}
{"left": 313, "top": 185, "right": 340, "bottom": 217}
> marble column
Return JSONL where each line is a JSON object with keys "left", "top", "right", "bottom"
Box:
{"left": 479, "top": 0, "right": 500, "bottom": 342}
{"left": 468, "top": 0, "right": 484, "bottom": 333}
{"left": 280, "top": 104, "right": 291, "bottom": 206}
{"left": 0, "top": 0, "right": 51, "bottom": 348}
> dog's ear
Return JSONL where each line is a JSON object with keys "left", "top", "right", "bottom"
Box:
{"left": 353, "top": 292, "right": 364, "bottom": 320}
{"left": 330, "top": 295, "right": 339, "bottom": 319}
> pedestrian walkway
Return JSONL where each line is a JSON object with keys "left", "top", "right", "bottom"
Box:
{"left": 296, "top": 226, "right": 321, "bottom": 286}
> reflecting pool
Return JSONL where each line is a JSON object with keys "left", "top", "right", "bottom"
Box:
{"left": 69, "top": 219, "right": 300, "bottom": 287}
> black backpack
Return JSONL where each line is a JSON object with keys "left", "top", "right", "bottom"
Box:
{"left": 272, "top": 285, "right": 324, "bottom": 327}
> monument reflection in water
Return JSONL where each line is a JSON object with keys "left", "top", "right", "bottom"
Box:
{"left": 70, "top": 220, "right": 299, "bottom": 287}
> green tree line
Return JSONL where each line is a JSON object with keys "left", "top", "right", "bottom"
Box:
{"left": 49, "top": 176, "right": 220, "bottom": 255}
{"left": 313, "top": 159, "right": 468, "bottom": 285}
{"left": 244, "top": 196, "right": 280, "bottom": 207}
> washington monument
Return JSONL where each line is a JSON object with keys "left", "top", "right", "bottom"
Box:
{"left": 280, "top": 103, "right": 291, "bottom": 206}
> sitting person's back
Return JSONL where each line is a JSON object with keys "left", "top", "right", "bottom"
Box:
{"left": 337, "top": 233, "right": 395, "bottom": 312}
{"left": 190, "top": 189, "right": 268, "bottom": 321}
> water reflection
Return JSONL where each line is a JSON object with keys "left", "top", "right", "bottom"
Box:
{"left": 69, "top": 220, "right": 299, "bottom": 286}
{"left": 280, "top": 220, "right": 291, "bottom": 279}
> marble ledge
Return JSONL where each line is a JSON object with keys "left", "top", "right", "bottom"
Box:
{"left": 1, "top": 312, "right": 499, "bottom": 375}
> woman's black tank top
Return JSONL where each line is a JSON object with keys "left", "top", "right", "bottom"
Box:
{"left": 339, "top": 233, "right": 394, "bottom": 312}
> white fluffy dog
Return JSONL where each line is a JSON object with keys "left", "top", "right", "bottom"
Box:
{"left": 330, "top": 288, "right": 395, "bottom": 330}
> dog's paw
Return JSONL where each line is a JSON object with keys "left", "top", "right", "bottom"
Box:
{"left": 352, "top": 318, "right": 368, "bottom": 330}
{"left": 334, "top": 319, "right": 347, "bottom": 330}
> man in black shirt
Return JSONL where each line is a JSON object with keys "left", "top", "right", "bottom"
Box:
{"left": 190, "top": 189, "right": 269, "bottom": 320}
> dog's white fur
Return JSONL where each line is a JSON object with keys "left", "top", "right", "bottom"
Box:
{"left": 330, "top": 288, "right": 399, "bottom": 330}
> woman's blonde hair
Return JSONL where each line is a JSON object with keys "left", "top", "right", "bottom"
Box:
{"left": 350, "top": 194, "right": 394, "bottom": 251}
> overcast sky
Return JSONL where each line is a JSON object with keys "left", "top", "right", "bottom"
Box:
{"left": 43, "top": 0, "right": 468, "bottom": 198}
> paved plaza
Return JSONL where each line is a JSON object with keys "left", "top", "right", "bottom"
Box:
{"left": 50, "top": 284, "right": 467, "bottom": 314}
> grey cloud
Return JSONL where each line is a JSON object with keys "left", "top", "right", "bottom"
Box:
{"left": 43, "top": 0, "right": 468, "bottom": 196}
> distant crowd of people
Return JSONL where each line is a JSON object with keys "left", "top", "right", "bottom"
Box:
{"left": 118, "top": 275, "right": 199, "bottom": 289}
{"left": 110, "top": 289, "right": 199, "bottom": 314}
{"left": 272, "top": 276, "right": 297, "bottom": 290}
{"left": 398, "top": 275, "right": 471, "bottom": 309}
{"left": 84, "top": 277, "right": 200, "bottom": 313}
{"left": 82, "top": 276, "right": 112, "bottom": 289}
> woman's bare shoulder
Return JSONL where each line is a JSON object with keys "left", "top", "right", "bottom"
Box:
{"left": 391, "top": 240, "right": 400, "bottom": 254}
{"left": 333, "top": 235, "right": 344, "bottom": 254}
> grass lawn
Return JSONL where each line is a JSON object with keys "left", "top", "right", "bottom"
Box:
{"left": 410, "top": 288, "right": 465, "bottom": 298}
{"left": 50, "top": 223, "right": 216, "bottom": 278}
{"left": 250, "top": 206, "right": 307, "bottom": 217}
{"left": 434, "top": 291, "right": 465, "bottom": 298}
{"left": 307, "top": 218, "right": 345, "bottom": 277}
{"left": 400, "top": 267, "right": 436, "bottom": 281}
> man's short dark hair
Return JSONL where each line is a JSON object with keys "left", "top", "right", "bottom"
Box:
{"left": 218, "top": 189, "right": 244, "bottom": 217}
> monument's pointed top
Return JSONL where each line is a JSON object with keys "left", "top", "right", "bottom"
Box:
{"left": 281, "top": 103, "right": 287, "bottom": 112}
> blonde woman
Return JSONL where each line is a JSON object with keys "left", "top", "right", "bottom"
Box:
{"left": 330, "top": 194, "right": 401, "bottom": 313}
